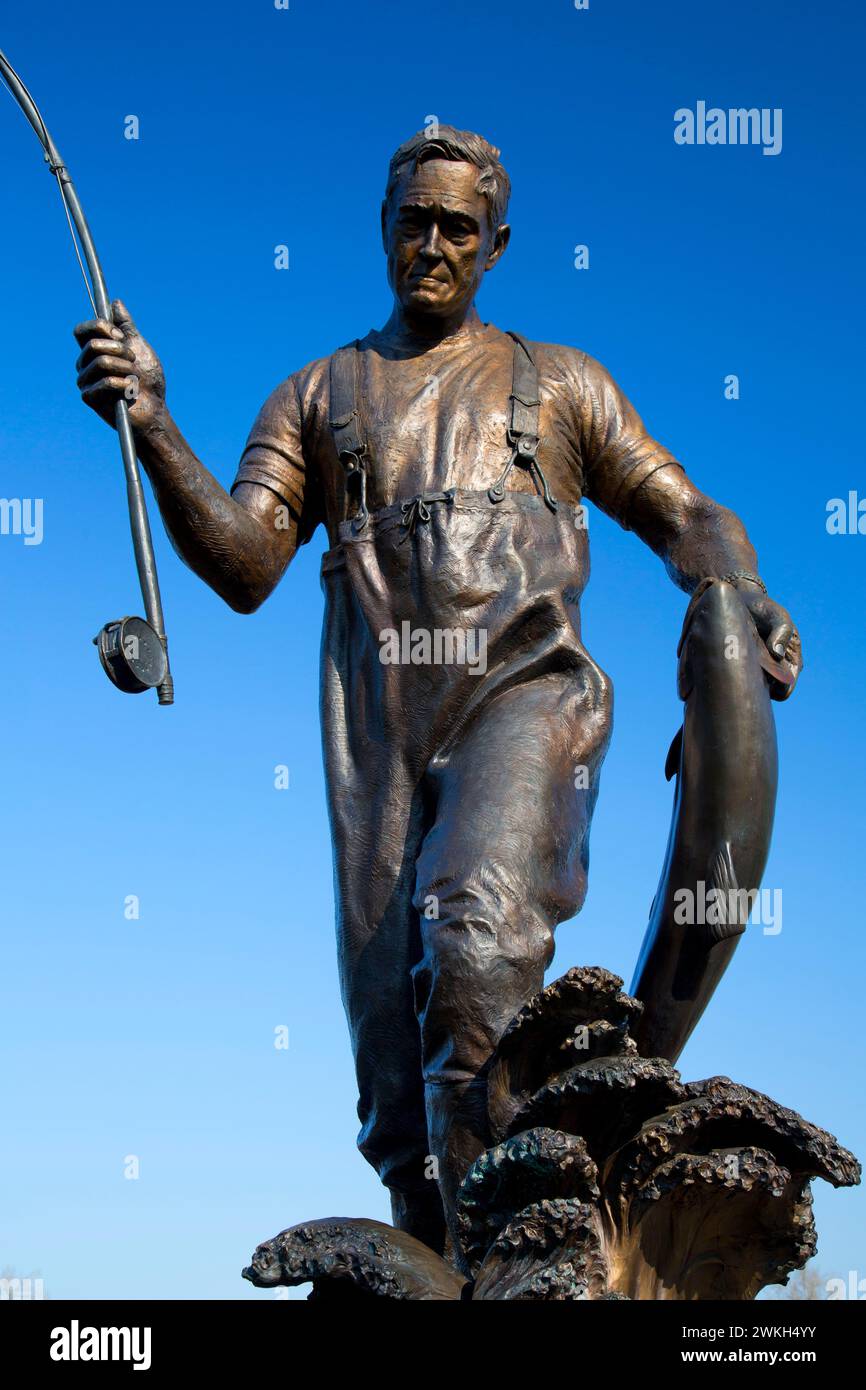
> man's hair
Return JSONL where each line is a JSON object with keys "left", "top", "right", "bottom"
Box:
{"left": 384, "top": 125, "right": 511, "bottom": 231}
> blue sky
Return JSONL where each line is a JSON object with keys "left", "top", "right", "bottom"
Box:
{"left": 1, "top": 0, "right": 863, "bottom": 1300}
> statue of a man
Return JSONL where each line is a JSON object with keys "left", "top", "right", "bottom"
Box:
{"left": 73, "top": 126, "right": 802, "bottom": 1255}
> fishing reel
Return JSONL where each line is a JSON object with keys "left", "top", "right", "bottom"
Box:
{"left": 94, "top": 616, "right": 168, "bottom": 695}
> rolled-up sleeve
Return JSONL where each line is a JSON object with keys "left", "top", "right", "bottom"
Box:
{"left": 579, "top": 353, "right": 684, "bottom": 528}
{"left": 230, "top": 374, "right": 315, "bottom": 537}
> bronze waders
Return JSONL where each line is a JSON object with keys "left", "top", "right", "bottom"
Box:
{"left": 320, "top": 334, "right": 613, "bottom": 1248}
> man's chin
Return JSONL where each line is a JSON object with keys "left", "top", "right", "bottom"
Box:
{"left": 402, "top": 287, "right": 460, "bottom": 317}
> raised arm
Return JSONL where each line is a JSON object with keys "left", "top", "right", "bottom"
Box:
{"left": 74, "top": 301, "right": 301, "bottom": 613}
{"left": 579, "top": 353, "right": 802, "bottom": 697}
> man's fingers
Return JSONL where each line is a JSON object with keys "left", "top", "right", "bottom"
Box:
{"left": 73, "top": 317, "right": 122, "bottom": 348}
{"left": 770, "top": 631, "right": 803, "bottom": 700}
{"left": 111, "top": 299, "right": 136, "bottom": 331}
{"left": 767, "top": 621, "right": 793, "bottom": 661}
{"left": 73, "top": 298, "right": 136, "bottom": 347}
{"left": 75, "top": 338, "right": 134, "bottom": 373}
{"left": 745, "top": 595, "right": 793, "bottom": 660}
{"left": 782, "top": 628, "right": 803, "bottom": 673}
{"left": 81, "top": 377, "right": 137, "bottom": 406}
{"left": 77, "top": 353, "right": 137, "bottom": 390}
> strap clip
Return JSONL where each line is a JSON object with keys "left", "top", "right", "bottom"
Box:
{"left": 512, "top": 433, "right": 539, "bottom": 461}
{"left": 489, "top": 332, "right": 558, "bottom": 512}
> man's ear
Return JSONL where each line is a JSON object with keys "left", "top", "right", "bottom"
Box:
{"left": 485, "top": 223, "right": 511, "bottom": 271}
{"left": 380, "top": 199, "right": 389, "bottom": 254}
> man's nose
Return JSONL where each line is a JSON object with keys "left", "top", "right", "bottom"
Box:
{"left": 419, "top": 223, "right": 443, "bottom": 259}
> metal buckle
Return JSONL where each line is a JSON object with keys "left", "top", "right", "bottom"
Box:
{"left": 339, "top": 445, "right": 366, "bottom": 475}
{"left": 339, "top": 448, "right": 369, "bottom": 531}
{"left": 489, "top": 436, "right": 558, "bottom": 512}
{"left": 513, "top": 434, "right": 539, "bottom": 461}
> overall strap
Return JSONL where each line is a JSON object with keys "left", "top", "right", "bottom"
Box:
{"left": 507, "top": 330, "right": 541, "bottom": 447}
{"left": 489, "top": 331, "right": 558, "bottom": 511}
{"left": 329, "top": 343, "right": 369, "bottom": 530}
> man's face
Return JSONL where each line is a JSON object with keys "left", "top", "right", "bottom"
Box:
{"left": 382, "top": 159, "right": 509, "bottom": 322}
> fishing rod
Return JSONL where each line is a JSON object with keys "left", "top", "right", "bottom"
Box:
{"left": 0, "top": 45, "right": 173, "bottom": 704}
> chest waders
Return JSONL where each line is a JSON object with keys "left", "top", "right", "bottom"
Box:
{"left": 320, "top": 333, "right": 613, "bottom": 1256}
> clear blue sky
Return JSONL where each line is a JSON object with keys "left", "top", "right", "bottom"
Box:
{"left": 1, "top": 0, "right": 863, "bottom": 1300}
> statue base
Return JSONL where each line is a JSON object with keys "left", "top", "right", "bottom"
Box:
{"left": 243, "top": 967, "right": 860, "bottom": 1300}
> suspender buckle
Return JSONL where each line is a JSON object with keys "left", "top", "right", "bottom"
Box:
{"left": 338, "top": 446, "right": 369, "bottom": 531}
{"left": 514, "top": 434, "right": 539, "bottom": 461}
{"left": 338, "top": 444, "right": 366, "bottom": 475}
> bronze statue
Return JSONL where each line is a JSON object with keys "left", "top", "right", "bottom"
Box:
{"left": 74, "top": 127, "right": 829, "bottom": 1283}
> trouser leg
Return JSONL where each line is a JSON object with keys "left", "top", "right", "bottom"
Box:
{"left": 331, "top": 773, "right": 446, "bottom": 1250}
{"left": 411, "top": 665, "right": 613, "bottom": 1254}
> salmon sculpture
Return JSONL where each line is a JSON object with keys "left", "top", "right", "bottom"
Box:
{"left": 632, "top": 576, "right": 793, "bottom": 1062}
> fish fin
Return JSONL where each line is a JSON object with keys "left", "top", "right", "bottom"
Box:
{"left": 703, "top": 842, "right": 748, "bottom": 946}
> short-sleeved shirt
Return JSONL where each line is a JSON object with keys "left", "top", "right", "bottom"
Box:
{"left": 230, "top": 322, "right": 682, "bottom": 547}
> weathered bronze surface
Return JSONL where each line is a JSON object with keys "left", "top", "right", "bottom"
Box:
{"left": 74, "top": 126, "right": 853, "bottom": 1295}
